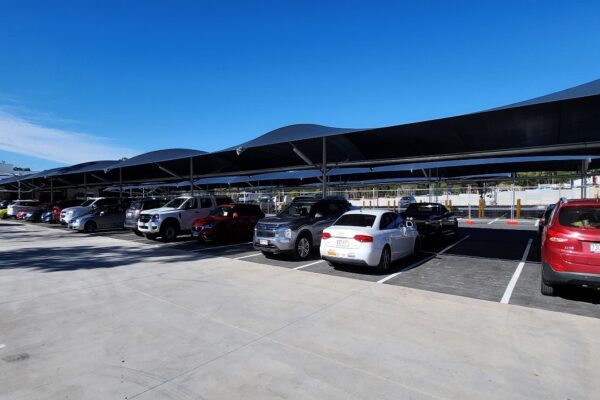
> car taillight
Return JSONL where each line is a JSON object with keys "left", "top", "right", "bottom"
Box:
{"left": 354, "top": 234, "right": 373, "bottom": 243}
{"left": 547, "top": 229, "right": 570, "bottom": 243}
{"left": 321, "top": 232, "right": 331, "bottom": 239}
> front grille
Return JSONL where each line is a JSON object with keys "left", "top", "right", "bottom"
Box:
{"left": 256, "top": 230, "right": 276, "bottom": 238}
{"left": 139, "top": 214, "right": 152, "bottom": 223}
{"left": 256, "top": 223, "right": 286, "bottom": 230}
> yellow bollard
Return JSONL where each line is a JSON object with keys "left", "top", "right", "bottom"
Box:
{"left": 516, "top": 199, "right": 521, "bottom": 219}
{"left": 448, "top": 199, "right": 452, "bottom": 212}
{"left": 362, "top": 198, "right": 365, "bottom": 207}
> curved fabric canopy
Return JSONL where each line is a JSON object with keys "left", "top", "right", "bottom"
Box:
{"left": 104, "top": 148, "right": 207, "bottom": 171}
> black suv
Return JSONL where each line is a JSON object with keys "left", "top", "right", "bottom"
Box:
{"left": 254, "top": 197, "right": 352, "bottom": 260}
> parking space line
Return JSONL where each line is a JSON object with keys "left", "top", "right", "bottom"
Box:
{"left": 233, "top": 253, "right": 262, "bottom": 260}
{"left": 487, "top": 218, "right": 499, "bottom": 225}
{"left": 191, "top": 242, "right": 252, "bottom": 252}
{"left": 293, "top": 260, "right": 326, "bottom": 270}
{"left": 378, "top": 234, "right": 471, "bottom": 284}
{"left": 500, "top": 238, "right": 533, "bottom": 304}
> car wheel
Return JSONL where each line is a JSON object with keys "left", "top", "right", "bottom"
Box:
{"left": 145, "top": 233, "right": 158, "bottom": 240}
{"left": 376, "top": 246, "right": 391, "bottom": 273}
{"left": 84, "top": 221, "right": 97, "bottom": 233}
{"left": 133, "top": 229, "right": 144, "bottom": 237}
{"left": 160, "top": 223, "right": 178, "bottom": 242}
{"left": 293, "top": 233, "right": 312, "bottom": 261}
{"left": 541, "top": 278, "right": 555, "bottom": 296}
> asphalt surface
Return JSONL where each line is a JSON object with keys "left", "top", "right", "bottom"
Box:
{"left": 36, "top": 217, "right": 600, "bottom": 319}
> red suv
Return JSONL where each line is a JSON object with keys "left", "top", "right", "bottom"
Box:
{"left": 541, "top": 198, "right": 600, "bottom": 296}
{"left": 192, "top": 203, "right": 265, "bottom": 243}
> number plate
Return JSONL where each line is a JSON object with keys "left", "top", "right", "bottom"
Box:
{"left": 139, "top": 224, "right": 147, "bottom": 228}
{"left": 327, "top": 249, "right": 337, "bottom": 256}
{"left": 192, "top": 232, "right": 199, "bottom": 237}
{"left": 590, "top": 243, "right": 600, "bottom": 253}
{"left": 126, "top": 212, "right": 132, "bottom": 217}
{"left": 336, "top": 239, "right": 349, "bottom": 248}
{"left": 260, "top": 239, "right": 268, "bottom": 246}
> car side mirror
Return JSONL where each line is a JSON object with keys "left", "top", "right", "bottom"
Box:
{"left": 314, "top": 213, "right": 324, "bottom": 219}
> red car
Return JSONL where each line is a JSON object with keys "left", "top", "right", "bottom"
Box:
{"left": 541, "top": 198, "right": 600, "bottom": 296}
{"left": 16, "top": 210, "right": 29, "bottom": 220}
{"left": 192, "top": 203, "right": 265, "bottom": 243}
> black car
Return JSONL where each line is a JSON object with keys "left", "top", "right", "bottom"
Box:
{"left": 124, "top": 197, "right": 169, "bottom": 235}
{"left": 254, "top": 197, "right": 352, "bottom": 260}
{"left": 403, "top": 203, "right": 458, "bottom": 237}
{"left": 537, "top": 203, "right": 556, "bottom": 237}
{"left": 24, "top": 204, "right": 53, "bottom": 222}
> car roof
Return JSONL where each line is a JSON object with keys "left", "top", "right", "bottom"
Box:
{"left": 342, "top": 209, "right": 392, "bottom": 217}
{"left": 559, "top": 199, "right": 600, "bottom": 207}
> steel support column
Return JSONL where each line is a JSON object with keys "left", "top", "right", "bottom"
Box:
{"left": 190, "top": 157, "right": 194, "bottom": 196}
{"left": 50, "top": 177, "right": 54, "bottom": 203}
{"left": 119, "top": 168, "right": 123, "bottom": 199}
{"left": 321, "top": 137, "right": 327, "bottom": 197}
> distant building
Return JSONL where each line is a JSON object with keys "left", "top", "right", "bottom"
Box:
{"left": 0, "top": 161, "right": 34, "bottom": 178}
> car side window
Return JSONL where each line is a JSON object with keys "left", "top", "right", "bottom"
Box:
{"left": 185, "top": 198, "right": 197, "bottom": 209}
{"left": 200, "top": 198, "right": 212, "bottom": 208}
{"left": 379, "top": 213, "right": 396, "bottom": 230}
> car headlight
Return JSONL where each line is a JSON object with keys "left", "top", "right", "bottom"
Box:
{"left": 203, "top": 223, "right": 214, "bottom": 230}
{"left": 151, "top": 214, "right": 160, "bottom": 221}
{"left": 280, "top": 228, "right": 292, "bottom": 238}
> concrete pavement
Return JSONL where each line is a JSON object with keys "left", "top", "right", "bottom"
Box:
{"left": 1, "top": 221, "right": 599, "bottom": 399}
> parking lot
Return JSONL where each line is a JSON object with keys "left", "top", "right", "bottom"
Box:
{"left": 38, "top": 218, "right": 600, "bottom": 319}
{"left": 2, "top": 219, "right": 600, "bottom": 399}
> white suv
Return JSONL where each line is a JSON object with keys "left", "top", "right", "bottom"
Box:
{"left": 138, "top": 195, "right": 233, "bottom": 241}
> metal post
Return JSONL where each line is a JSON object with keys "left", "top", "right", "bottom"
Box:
{"left": 467, "top": 184, "right": 471, "bottom": 220}
{"left": 321, "top": 137, "right": 327, "bottom": 197}
{"left": 119, "top": 168, "right": 123, "bottom": 199}
{"left": 18, "top": 180, "right": 21, "bottom": 200}
{"left": 581, "top": 159, "right": 588, "bottom": 199}
{"left": 511, "top": 174, "right": 516, "bottom": 221}
{"left": 189, "top": 157, "right": 194, "bottom": 196}
{"left": 50, "top": 177, "right": 54, "bottom": 203}
{"left": 83, "top": 172, "right": 87, "bottom": 199}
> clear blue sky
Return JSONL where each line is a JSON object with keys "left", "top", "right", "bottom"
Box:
{"left": 1, "top": 0, "right": 599, "bottom": 171}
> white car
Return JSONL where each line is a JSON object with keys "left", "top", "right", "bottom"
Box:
{"left": 138, "top": 195, "right": 233, "bottom": 241}
{"left": 320, "top": 209, "right": 420, "bottom": 272}
{"left": 7, "top": 200, "right": 40, "bottom": 218}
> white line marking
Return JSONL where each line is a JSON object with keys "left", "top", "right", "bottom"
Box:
{"left": 293, "top": 260, "right": 325, "bottom": 270}
{"left": 500, "top": 238, "right": 533, "bottom": 304}
{"left": 0, "top": 344, "right": 5, "bottom": 349}
{"left": 192, "top": 242, "right": 252, "bottom": 252}
{"left": 534, "top": 219, "right": 540, "bottom": 227}
{"left": 487, "top": 218, "right": 499, "bottom": 225}
{"left": 378, "top": 234, "right": 471, "bottom": 284}
{"left": 233, "top": 253, "right": 262, "bottom": 260}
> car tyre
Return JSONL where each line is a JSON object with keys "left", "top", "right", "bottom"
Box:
{"left": 293, "top": 233, "right": 312, "bottom": 261}
{"left": 84, "top": 221, "right": 97, "bottom": 233}
{"left": 160, "top": 222, "right": 179, "bottom": 242}
{"left": 376, "top": 245, "right": 391, "bottom": 273}
{"left": 541, "top": 278, "right": 555, "bottom": 296}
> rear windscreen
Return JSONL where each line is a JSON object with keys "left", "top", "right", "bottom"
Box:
{"left": 559, "top": 207, "right": 600, "bottom": 229}
{"left": 334, "top": 214, "right": 376, "bottom": 227}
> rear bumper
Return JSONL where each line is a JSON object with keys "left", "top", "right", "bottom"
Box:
{"left": 321, "top": 255, "right": 370, "bottom": 267}
{"left": 542, "top": 262, "right": 600, "bottom": 288}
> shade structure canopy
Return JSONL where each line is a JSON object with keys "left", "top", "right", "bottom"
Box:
{"left": 1, "top": 79, "right": 599, "bottom": 191}
{"left": 191, "top": 79, "right": 600, "bottom": 177}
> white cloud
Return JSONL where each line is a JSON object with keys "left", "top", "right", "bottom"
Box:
{"left": 0, "top": 110, "right": 136, "bottom": 164}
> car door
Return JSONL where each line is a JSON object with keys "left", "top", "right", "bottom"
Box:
{"left": 381, "top": 213, "right": 402, "bottom": 260}
{"left": 180, "top": 198, "right": 203, "bottom": 230}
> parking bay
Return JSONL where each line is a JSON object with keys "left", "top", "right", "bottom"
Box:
{"left": 71, "top": 220, "right": 600, "bottom": 319}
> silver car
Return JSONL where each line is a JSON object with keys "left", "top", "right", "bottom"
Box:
{"left": 69, "top": 205, "right": 127, "bottom": 232}
{"left": 7, "top": 200, "right": 40, "bottom": 217}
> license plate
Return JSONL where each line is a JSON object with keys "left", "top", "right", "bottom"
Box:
{"left": 327, "top": 249, "right": 337, "bottom": 256}
{"left": 192, "top": 232, "right": 199, "bottom": 237}
{"left": 260, "top": 239, "right": 268, "bottom": 246}
{"left": 591, "top": 243, "right": 600, "bottom": 253}
{"left": 139, "top": 224, "right": 147, "bottom": 228}
{"left": 336, "top": 239, "right": 349, "bottom": 248}
{"left": 126, "top": 212, "right": 132, "bottom": 217}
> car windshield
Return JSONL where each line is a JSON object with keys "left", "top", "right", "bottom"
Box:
{"left": 163, "top": 197, "right": 188, "bottom": 209}
{"left": 559, "top": 207, "right": 600, "bottom": 229}
{"left": 401, "top": 196, "right": 413, "bottom": 200}
{"left": 80, "top": 200, "right": 93, "bottom": 207}
{"left": 334, "top": 214, "right": 376, "bottom": 227}
{"left": 278, "top": 202, "right": 313, "bottom": 218}
{"left": 210, "top": 206, "right": 234, "bottom": 217}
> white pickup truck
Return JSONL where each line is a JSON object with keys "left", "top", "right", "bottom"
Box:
{"left": 137, "top": 195, "right": 233, "bottom": 241}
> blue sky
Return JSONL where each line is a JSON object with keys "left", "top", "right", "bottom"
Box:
{"left": 1, "top": 1, "right": 599, "bottom": 171}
